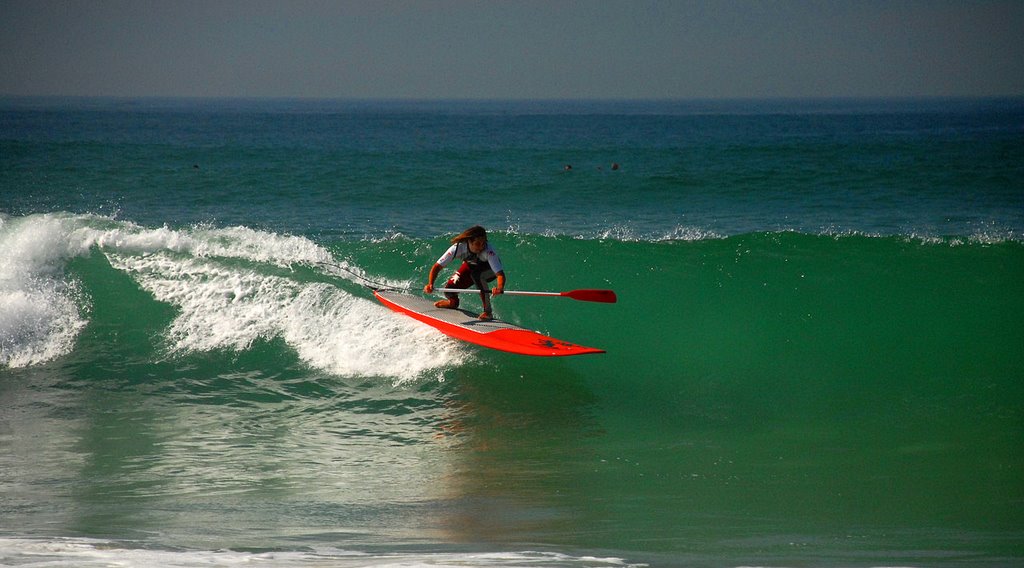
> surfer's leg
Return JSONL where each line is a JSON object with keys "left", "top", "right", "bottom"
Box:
{"left": 435, "top": 262, "right": 472, "bottom": 308}
{"left": 473, "top": 269, "right": 496, "bottom": 319}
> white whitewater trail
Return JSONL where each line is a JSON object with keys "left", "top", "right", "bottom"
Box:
{"left": 0, "top": 213, "right": 463, "bottom": 379}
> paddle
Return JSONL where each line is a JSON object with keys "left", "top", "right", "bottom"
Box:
{"left": 435, "top": 287, "right": 617, "bottom": 304}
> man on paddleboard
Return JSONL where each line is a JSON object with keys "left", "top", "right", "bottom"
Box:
{"left": 423, "top": 225, "right": 506, "bottom": 320}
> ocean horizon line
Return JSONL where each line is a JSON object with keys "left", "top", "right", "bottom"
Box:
{"left": 3, "top": 94, "right": 1023, "bottom": 115}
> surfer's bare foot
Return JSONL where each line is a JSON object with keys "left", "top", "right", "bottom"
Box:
{"left": 434, "top": 299, "right": 457, "bottom": 309}
{"left": 478, "top": 312, "right": 492, "bottom": 321}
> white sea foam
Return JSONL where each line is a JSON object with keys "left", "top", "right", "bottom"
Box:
{"left": 0, "top": 214, "right": 89, "bottom": 368}
{"left": 0, "top": 213, "right": 463, "bottom": 378}
{"left": 0, "top": 537, "right": 646, "bottom": 567}
{"left": 106, "top": 252, "right": 458, "bottom": 380}
{"left": 70, "top": 220, "right": 334, "bottom": 266}
{"left": 507, "top": 223, "right": 724, "bottom": 243}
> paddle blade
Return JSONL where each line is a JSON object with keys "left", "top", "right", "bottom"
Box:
{"left": 563, "top": 289, "right": 617, "bottom": 303}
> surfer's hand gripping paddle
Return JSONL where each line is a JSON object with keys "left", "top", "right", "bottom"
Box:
{"left": 435, "top": 288, "right": 617, "bottom": 303}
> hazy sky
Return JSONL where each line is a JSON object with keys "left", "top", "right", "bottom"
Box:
{"left": 2, "top": 0, "right": 1022, "bottom": 99}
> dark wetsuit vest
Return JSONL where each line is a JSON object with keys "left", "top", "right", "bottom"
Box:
{"left": 438, "top": 242, "right": 502, "bottom": 312}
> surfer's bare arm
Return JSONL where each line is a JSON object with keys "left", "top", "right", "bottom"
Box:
{"left": 424, "top": 263, "right": 443, "bottom": 293}
{"left": 492, "top": 271, "right": 506, "bottom": 295}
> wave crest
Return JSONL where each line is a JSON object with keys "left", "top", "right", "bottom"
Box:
{"left": 0, "top": 213, "right": 462, "bottom": 379}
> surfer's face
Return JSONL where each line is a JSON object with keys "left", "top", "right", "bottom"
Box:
{"left": 468, "top": 237, "right": 486, "bottom": 253}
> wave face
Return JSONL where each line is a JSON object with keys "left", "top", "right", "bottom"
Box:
{"left": 6, "top": 213, "right": 1020, "bottom": 384}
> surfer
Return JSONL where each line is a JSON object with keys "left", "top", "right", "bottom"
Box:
{"left": 423, "top": 225, "right": 506, "bottom": 320}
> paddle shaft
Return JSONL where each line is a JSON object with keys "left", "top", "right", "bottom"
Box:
{"left": 435, "top": 287, "right": 616, "bottom": 303}
{"left": 437, "top": 288, "right": 557, "bottom": 297}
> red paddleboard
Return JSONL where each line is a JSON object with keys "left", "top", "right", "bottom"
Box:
{"left": 374, "top": 290, "right": 604, "bottom": 357}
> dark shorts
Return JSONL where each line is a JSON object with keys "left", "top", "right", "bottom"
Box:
{"left": 443, "top": 262, "right": 496, "bottom": 310}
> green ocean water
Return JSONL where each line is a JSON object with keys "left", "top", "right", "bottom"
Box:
{"left": 1, "top": 98, "right": 1023, "bottom": 566}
